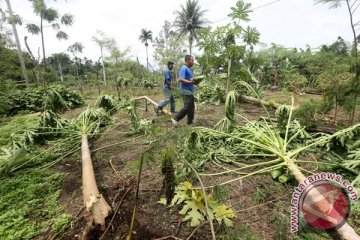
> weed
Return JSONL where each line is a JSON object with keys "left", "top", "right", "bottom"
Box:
{"left": 71, "top": 191, "right": 77, "bottom": 200}
{"left": 160, "top": 181, "right": 236, "bottom": 227}
{"left": 0, "top": 115, "right": 39, "bottom": 146}
{"left": 0, "top": 169, "right": 70, "bottom": 239}
{"left": 252, "top": 188, "right": 267, "bottom": 204}
{"left": 213, "top": 185, "right": 230, "bottom": 202}
{"left": 268, "top": 213, "right": 289, "bottom": 240}
{"left": 293, "top": 98, "right": 322, "bottom": 128}
{"left": 124, "top": 159, "right": 141, "bottom": 176}
{"left": 219, "top": 224, "right": 260, "bottom": 240}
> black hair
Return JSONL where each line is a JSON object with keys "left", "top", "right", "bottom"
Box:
{"left": 167, "top": 61, "right": 174, "bottom": 66}
{"left": 184, "top": 55, "right": 193, "bottom": 62}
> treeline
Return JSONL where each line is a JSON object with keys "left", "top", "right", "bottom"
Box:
{"left": 0, "top": 44, "right": 150, "bottom": 85}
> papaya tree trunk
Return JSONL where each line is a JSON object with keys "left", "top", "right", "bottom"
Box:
{"left": 81, "top": 134, "right": 111, "bottom": 239}
{"left": 227, "top": 54, "right": 232, "bottom": 94}
{"left": 100, "top": 47, "right": 106, "bottom": 86}
{"left": 293, "top": 90, "right": 301, "bottom": 108}
{"left": 286, "top": 159, "right": 360, "bottom": 240}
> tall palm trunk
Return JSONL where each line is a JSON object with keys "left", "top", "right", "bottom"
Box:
{"left": 5, "top": 0, "right": 30, "bottom": 87}
{"left": 40, "top": 15, "right": 46, "bottom": 71}
{"left": 145, "top": 44, "right": 149, "bottom": 71}
{"left": 81, "top": 134, "right": 111, "bottom": 239}
{"left": 189, "top": 37, "right": 193, "bottom": 55}
{"left": 58, "top": 61, "right": 64, "bottom": 82}
{"left": 100, "top": 46, "right": 107, "bottom": 85}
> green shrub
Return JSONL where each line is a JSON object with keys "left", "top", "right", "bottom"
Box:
{"left": 293, "top": 99, "right": 322, "bottom": 128}
{"left": 5, "top": 85, "right": 83, "bottom": 115}
{"left": 0, "top": 169, "right": 70, "bottom": 239}
{"left": 0, "top": 115, "right": 39, "bottom": 146}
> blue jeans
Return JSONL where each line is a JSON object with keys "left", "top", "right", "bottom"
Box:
{"left": 157, "top": 88, "right": 175, "bottom": 113}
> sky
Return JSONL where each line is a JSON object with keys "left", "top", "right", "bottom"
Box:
{"left": 1, "top": 0, "right": 356, "bottom": 68}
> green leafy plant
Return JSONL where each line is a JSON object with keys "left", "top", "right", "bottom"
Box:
{"left": 219, "top": 224, "right": 261, "bottom": 240}
{"left": 178, "top": 81, "right": 360, "bottom": 238}
{"left": 159, "top": 181, "right": 236, "bottom": 227}
{"left": 5, "top": 85, "right": 83, "bottom": 115}
{"left": 293, "top": 99, "right": 321, "bottom": 128}
{"left": 214, "top": 90, "right": 238, "bottom": 132}
{"left": 125, "top": 100, "right": 152, "bottom": 135}
{"left": 95, "top": 94, "right": 118, "bottom": 115}
{"left": 160, "top": 149, "right": 176, "bottom": 205}
{"left": 0, "top": 169, "right": 70, "bottom": 239}
{"left": 252, "top": 188, "right": 267, "bottom": 204}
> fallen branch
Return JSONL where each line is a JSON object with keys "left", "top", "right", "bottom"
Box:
{"left": 135, "top": 96, "right": 172, "bottom": 116}
{"left": 152, "top": 236, "right": 184, "bottom": 240}
{"left": 186, "top": 221, "right": 209, "bottom": 240}
{"left": 241, "top": 95, "right": 282, "bottom": 109}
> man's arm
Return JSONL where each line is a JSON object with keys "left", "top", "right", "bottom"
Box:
{"left": 178, "top": 67, "right": 193, "bottom": 84}
{"left": 164, "top": 70, "right": 173, "bottom": 87}
{"left": 165, "top": 79, "right": 172, "bottom": 86}
{"left": 178, "top": 77, "right": 193, "bottom": 84}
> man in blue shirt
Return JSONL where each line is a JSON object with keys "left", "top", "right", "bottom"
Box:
{"left": 171, "top": 55, "right": 196, "bottom": 125}
{"left": 155, "top": 61, "right": 175, "bottom": 114}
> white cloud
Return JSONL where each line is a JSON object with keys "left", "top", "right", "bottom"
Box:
{"left": 2, "top": 0, "right": 355, "bottom": 67}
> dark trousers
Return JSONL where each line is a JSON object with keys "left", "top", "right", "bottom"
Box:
{"left": 175, "top": 94, "right": 194, "bottom": 125}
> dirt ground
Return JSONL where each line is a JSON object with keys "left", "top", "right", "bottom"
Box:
{"left": 51, "top": 89, "right": 358, "bottom": 240}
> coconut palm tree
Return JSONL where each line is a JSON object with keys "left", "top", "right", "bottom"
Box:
{"left": 139, "top": 29, "right": 153, "bottom": 70}
{"left": 3, "top": 0, "right": 30, "bottom": 87}
{"left": 174, "top": 0, "right": 207, "bottom": 55}
{"left": 26, "top": 0, "right": 73, "bottom": 72}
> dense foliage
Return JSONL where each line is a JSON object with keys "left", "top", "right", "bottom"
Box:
{"left": 0, "top": 169, "right": 70, "bottom": 239}
{"left": 0, "top": 84, "right": 83, "bottom": 115}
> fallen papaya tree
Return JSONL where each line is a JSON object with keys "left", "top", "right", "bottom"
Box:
{"left": 65, "top": 108, "right": 112, "bottom": 239}
{"left": 179, "top": 82, "right": 360, "bottom": 240}
{"left": 60, "top": 95, "right": 118, "bottom": 239}
{"left": 135, "top": 95, "right": 172, "bottom": 116}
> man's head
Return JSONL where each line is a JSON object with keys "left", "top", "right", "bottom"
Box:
{"left": 185, "top": 55, "right": 194, "bottom": 67}
{"left": 167, "top": 61, "right": 174, "bottom": 70}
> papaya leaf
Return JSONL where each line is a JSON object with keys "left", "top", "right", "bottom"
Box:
{"left": 180, "top": 200, "right": 206, "bottom": 227}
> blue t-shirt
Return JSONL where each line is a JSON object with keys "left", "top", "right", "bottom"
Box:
{"left": 163, "top": 69, "right": 173, "bottom": 90}
{"left": 179, "top": 65, "right": 194, "bottom": 94}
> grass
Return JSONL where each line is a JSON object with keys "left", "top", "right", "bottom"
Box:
{"left": 252, "top": 188, "right": 268, "bottom": 204}
{"left": 0, "top": 169, "right": 70, "bottom": 239}
{"left": 124, "top": 159, "right": 142, "bottom": 176}
{"left": 213, "top": 185, "right": 230, "bottom": 202}
{"left": 263, "top": 89, "right": 323, "bottom": 106}
{"left": 0, "top": 114, "right": 39, "bottom": 146}
{"left": 219, "top": 224, "right": 261, "bottom": 240}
